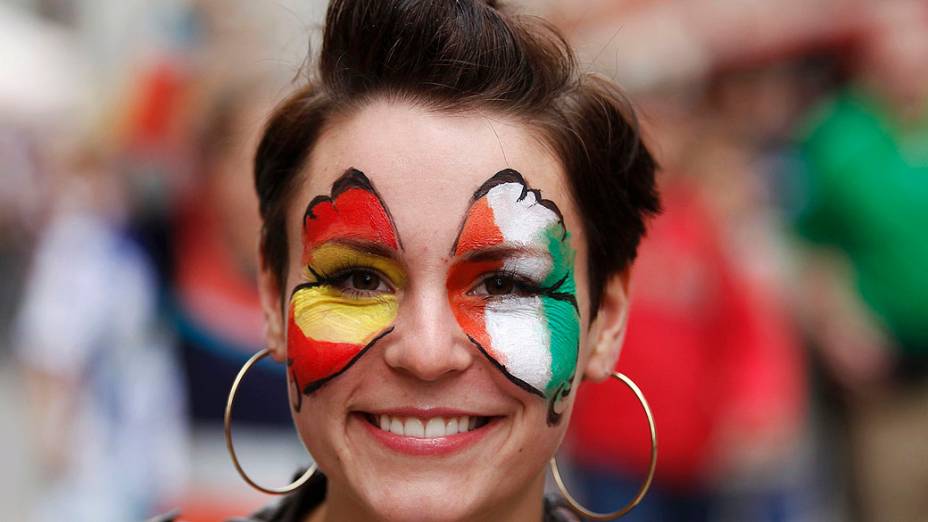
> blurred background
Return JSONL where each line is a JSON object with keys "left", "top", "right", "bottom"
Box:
{"left": 0, "top": 0, "right": 926, "bottom": 521}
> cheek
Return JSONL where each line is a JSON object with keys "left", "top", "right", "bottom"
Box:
{"left": 539, "top": 296, "right": 580, "bottom": 393}
{"left": 287, "top": 287, "right": 397, "bottom": 396}
{"left": 448, "top": 292, "right": 579, "bottom": 400}
{"left": 290, "top": 390, "right": 347, "bottom": 472}
{"left": 503, "top": 409, "right": 566, "bottom": 483}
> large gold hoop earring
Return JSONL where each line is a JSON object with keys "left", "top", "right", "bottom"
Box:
{"left": 225, "top": 348, "right": 317, "bottom": 495}
{"left": 549, "top": 372, "right": 657, "bottom": 520}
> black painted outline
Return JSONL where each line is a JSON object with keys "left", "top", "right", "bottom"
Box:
{"left": 287, "top": 167, "right": 403, "bottom": 401}
{"left": 467, "top": 335, "right": 545, "bottom": 399}
{"left": 449, "top": 169, "right": 579, "bottom": 425}
{"left": 468, "top": 333, "right": 578, "bottom": 427}
{"left": 546, "top": 374, "right": 575, "bottom": 426}
{"left": 289, "top": 366, "right": 303, "bottom": 412}
{"left": 303, "top": 167, "right": 404, "bottom": 251}
{"left": 541, "top": 272, "right": 579, "bottom": 312}
{"left": 288, "top": 280, "right": 397, "bottom": 395}
{"left": 288, "top": 325, "right": 397, "bottom": 397}
{"left": 450, "top": 168, "right": 567, "bottom": 255}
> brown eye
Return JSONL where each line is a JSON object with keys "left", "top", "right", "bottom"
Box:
{"left": 485, "top": 276, "right": 514, "bottom": 295}
{"left": 351, "top": 271, "right": 382, "bottom": 291}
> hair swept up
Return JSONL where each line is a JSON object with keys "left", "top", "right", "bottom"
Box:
{"left": 255, "top": 0, "right": 660, "bottom": 316}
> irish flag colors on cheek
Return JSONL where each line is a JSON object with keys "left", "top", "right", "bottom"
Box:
{"left": 287, "top": 169, "right": 402, "bottom": 405}
{"left": 448, "top": 169, "right": 580, "bottom": 425}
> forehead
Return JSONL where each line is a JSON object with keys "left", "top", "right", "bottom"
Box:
{"left": 291, "top": 101, "right": 577, "bottom": 251}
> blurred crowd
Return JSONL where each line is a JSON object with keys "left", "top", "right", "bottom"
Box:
{"left": 1, "top": 1, "right": 926, "bottom": 521}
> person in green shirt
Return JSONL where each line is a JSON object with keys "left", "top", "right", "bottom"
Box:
{"left": 792, "top": 7, "right": 928, "bottom": 519}
{"left": 797, "top": 88, "right": 928, "bottom": 367}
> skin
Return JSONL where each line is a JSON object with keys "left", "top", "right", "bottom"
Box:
{"left": 259, "top": 100, "right": 632, "bottom": 522}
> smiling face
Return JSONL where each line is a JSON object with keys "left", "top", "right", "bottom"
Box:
{"left": 262, "top": 101, "right": 599, "bottom": 521}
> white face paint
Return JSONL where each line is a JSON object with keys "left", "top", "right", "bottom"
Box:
{"left": 447, "top": 169, "right": 580, "bottom": 425}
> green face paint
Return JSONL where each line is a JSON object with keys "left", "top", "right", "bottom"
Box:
{"left": 541, "top": 226, "right": 580, "bottom": 399}
{"left": 448, "top": 169, "right": 580, "bottom": 425}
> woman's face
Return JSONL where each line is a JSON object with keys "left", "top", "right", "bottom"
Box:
{"left": 265, "top": 100, "right": 598, "bottom": 520}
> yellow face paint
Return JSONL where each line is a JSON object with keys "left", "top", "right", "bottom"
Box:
{"left": 288, "top": 169, "right": 405, "bottom": 404}
{"left": 290, "top": 285, "right": 397, "bottom": 345}
{"left": 288, "top": 241, "right": 406, "bottom": 397}
{"left": 304, "top": 242, "right": 407, "bottom": 287}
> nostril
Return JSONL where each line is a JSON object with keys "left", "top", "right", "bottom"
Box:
{"left": 382, "top": 340, "right": 475, "bottom": 382}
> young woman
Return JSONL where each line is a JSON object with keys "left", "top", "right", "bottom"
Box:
{"left": 225, "top": 1, "right": 660, "bottom": 520}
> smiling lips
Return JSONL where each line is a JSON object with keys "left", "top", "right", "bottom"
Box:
{"left": 357, "top": 410, "right": 499, "bottom": 456}
{"left": 367, "top": 413, "right": 490, "bottom": 438}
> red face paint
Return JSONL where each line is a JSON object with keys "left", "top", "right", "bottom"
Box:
{"left": 301, "top": 168, "right": 400, "bottom": 264}
{"left": 288, "top": 306, "right": 371, "bottom": 386}
{"left": 288, "top": 169, "right": 402, "bottom": 402}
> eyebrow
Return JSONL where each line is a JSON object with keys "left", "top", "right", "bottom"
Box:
{"left": 458, "top": 244, "right": 551, "bottom": 263}
{"left": 307, "top": 238, "right": 401, "bottom": 261}
{"left": 301, "top": 167, "right": 404, "bottom": 252}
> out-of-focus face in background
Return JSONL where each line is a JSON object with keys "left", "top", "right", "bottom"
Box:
{"left": 199, "top": 87, "right": 269, "bottom": 274}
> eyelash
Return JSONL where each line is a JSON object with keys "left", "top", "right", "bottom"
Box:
{"left": 310, "top": 262, "right": 395, "bottom": 298}
{"left": 335, "top": 270, "right": 392, "bottom": 297}
{"left": 469, "top": 270, "right": 544, "bottom": 298}
{"left": 309, "top": 263, "right": 545, "bottom": 299}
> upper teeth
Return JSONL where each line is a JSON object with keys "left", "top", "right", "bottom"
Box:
{"left": 377, "top": 415, "right": 479, "bottom": 438}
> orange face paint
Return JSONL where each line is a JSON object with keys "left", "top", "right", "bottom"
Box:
{"left": 446, "top": 169, "right": 579, "bottom": 425}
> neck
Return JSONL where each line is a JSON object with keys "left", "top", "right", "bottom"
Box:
{"left": 312, "top": 471, "right": 547, "bottom": 522}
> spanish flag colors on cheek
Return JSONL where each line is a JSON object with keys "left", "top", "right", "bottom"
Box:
{"left": 448, "top": 170, "right": 580, "bottom": 425}
{"left": 287, "top": 169, "right": 402, "bottom": 400}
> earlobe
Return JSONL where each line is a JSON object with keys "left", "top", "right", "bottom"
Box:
{"left": 257, "top": 263, "right": 288, "bottom": 363}
{"left": 582, "top": 270, "right": 631, "bottom": 382}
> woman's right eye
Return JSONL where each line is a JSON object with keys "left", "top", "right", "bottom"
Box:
{"left": 332, "top": 269, "right": 391, "bottom": 294}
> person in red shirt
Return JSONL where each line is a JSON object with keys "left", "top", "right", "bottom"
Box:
{"left": 567, "top": 180, "right": 805, "bottom": 520}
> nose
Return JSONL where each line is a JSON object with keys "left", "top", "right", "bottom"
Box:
{"left": 382, "top": 278, "right": 474, "bottom": 381}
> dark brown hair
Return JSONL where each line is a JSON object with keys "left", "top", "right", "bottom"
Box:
{"left": 254, "top": 0, "right": 660, "bottom": 317}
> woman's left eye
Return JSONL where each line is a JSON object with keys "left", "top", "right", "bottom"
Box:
{"left": 472, "top": 274, "right": 534, "bottom": 297}
{"left": 483, "top": 275, "right": 515, "bottom": 295}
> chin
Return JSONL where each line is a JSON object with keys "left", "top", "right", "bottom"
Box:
{"left": 360, "top": 480, "right": 489, "bottom": 522}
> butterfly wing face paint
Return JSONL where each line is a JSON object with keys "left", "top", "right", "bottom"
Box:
{"left": 448, "top": 169, "right": 580, "bottom": 425}
{"left": 288, "top": 169, "right": 403, "bottom": 404}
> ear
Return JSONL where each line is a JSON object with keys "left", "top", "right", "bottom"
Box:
{"left": 258, "top": 255, "right": 288, "bottom": 364}
{"left": 582, "top": 269, "right": 631, "bottom": 382}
